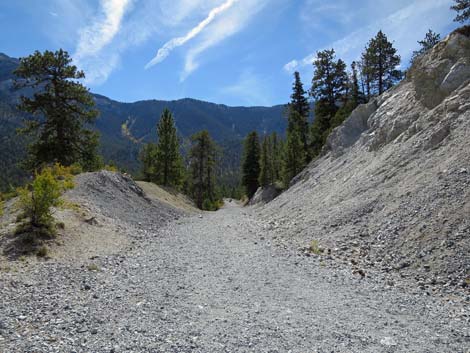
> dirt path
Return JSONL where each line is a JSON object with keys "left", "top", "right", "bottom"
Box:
{"left": 1, "top": 202, "right": 469, "bottom": 352}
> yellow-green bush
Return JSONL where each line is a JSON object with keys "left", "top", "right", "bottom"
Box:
{"left": 17, "top": 168, "right": 62, "bottom": 230}
{"left": 69, "top": 163, "right": 83, "bottom": 175}
{"left": 50, "top": 163, "right": 75, "bottom": 189}
{"left": 103, "top": 164, "right": 118, "bottom": 172}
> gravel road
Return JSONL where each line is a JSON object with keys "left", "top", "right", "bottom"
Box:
{"left": 1, "top": 201, "right": 469, "bottom": 352}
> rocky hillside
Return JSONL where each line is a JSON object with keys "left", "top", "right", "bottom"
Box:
{"left": 0, "top": 171, "right": 186, "bottom": 262}
{"left": 258, "top": 30, "right": 470, "bottom": 295}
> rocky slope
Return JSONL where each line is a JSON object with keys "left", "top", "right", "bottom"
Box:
{"left": 0, "top": 171, "right": 185, "bottom": 263}
{"left": 258, "top": 31, "right": 470, "bottom": 296}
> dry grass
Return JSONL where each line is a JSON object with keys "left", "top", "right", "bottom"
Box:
{"left": 136, "top": 181, "right": 198, "bottom": 213}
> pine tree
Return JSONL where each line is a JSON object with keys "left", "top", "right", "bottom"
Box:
{"left": 358, "top": 56, "right": 372, "bottom": 101}
{"left": 259, "top": 135, "right": 272, "bottom": 187}
{"left": 241, "top": 131, "right": 261, "bottom": 198}
{"left": 282, "top": 128, "right": 305, "bottom": 186}
{"left": 350, "top": 61, "right": 365, "bottom": 108}
{"left": 309, "top": 49, "right": 349, "bottom": 158}
{"left": 410, "top": 30, "right": 441, "bottom": 65}
{"left": 451, "top": 0, "right": 470, "bottom": 22}
{"left": 188, "top": 130, "right": 217, "bottom": 209}
{"left": 154, "top": 109, "right": 184, "bottom": 188}
{"left": 362, "top": 31, "right": 402, "bottom": 96}
{"left": 14, "top": 50, "right": 100, "bottom": 170}
{"left": 290, "top": 72, "right": 310, "bottom": 119}
{"left": 140, "top": 143, "right": 158, "bottom": 182}
{"left": 310, "top": 49, "right": 348, "bottom": 118}
{"left": 270, "top": 132, "right": 283, "bottom": 183}
{"left": 288, "top": 72, "right": 310, "bottom": 161}
{"left": 330, "top": 62, "right": 365, "bottom": 130}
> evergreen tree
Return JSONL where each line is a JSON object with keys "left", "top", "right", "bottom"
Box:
{"left": 241, "top": 131, "right": 261, "bottom": 198}
{"left": 309, "top": 49, "right": 349, "bottom": 158}
{"left": 310, "top": 49, "right": 348, "bottom": 118}
{"left": 330, "top": 62, "right": 365, "bottom": 130}
{"left": 358, "top": 56, "right": 372, "bottom": 101}
{"left": 140, "top": 143, "right": 158, "bottom": 182}
{"left": 154, "top": 109, "right": 184, "bottom": 188}
{"left": 267, "top": 132, "right": 284, "bottom": 184}
{"left": 14, "top": 49, "right": 100, "bottom": 170}
{"left": 350, "top": 61, "right": 365, "bottom": 107}
{"left": 259, "top": 135, "right": 272, "bottom": 187}
{"left": 290, "top": 72, "right": 310, "bottom": 119}
{"left": 451, "top": 0, "right": 470, "bottom": 22}
{"left": 410, "top": 30, "right": 441, "bottom": 65}
{"left": 282, "top": 128, "right": 305, "bottom": 185}
{"left": 361, "top": 31, "right": 402, "bottom": 96}
{"left": 288, "top": 72, "right": 310, "bottom": 158}
{"left": 188, "top": 130, "right": 217, "bottom": 209}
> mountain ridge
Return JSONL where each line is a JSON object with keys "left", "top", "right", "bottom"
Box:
{"left": 0, "top": 52, "right": 287, "bottom": 190}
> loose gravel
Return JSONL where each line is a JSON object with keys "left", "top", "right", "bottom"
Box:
{"left": 1, "top": 202, "right": 469, "bottom": 352}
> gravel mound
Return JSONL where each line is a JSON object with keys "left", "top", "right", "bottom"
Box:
{"left": 258, "top": 32, "right": 470, "bottom": 297}
{"left": 67, "top": 171, "right": 183, "bottom": 228}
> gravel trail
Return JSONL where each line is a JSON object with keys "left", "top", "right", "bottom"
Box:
{"left": 1, "top": 202, "right": 469, "bottom": 352}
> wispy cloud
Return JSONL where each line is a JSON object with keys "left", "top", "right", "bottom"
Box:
{"left": 221, "top": 68, "right": 272, "bottom": 106}
{"left": 145, "top": 0, "right": 238, "bottom": 69}
{"left": 181, "top": 0, "right": 270, "bottom": 80}
{"left": 284, "top": 0, "right": 454, "bottom": 73}
{"left": 74, "top": 0, "right": 132, "bottom": 83}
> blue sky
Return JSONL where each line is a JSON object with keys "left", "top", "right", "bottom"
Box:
{"left": 0, "top": 0, "right": 459, "bottom": 106}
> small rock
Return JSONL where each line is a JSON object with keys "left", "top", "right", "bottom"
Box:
{"left": 380, "top": 337, "right": 397, "bottom": 346}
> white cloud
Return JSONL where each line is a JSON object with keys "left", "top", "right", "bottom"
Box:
{"left": 67, "top": 0, "right": 272, "bottom": 85}
{"left": 145, "top": 0, "right": 238, "bottom": 69}
{"left": 181, "top": 0, "right": 270, "bottom": 80}
{"left": 285, "top": 0, "right": 455, "bottom": 73}
{"left": 73, "top": 0, "right": 132, "bottom": 84}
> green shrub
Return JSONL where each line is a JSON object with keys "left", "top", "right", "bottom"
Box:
{"left": 69, "top": 163, "right": 83, "bottom": 175}
{"left": 36, "top": 245, "right": 49, "bottom": 258}
{"left": 103, "top": 164, "right": 118, "bottom": 172}
{"left": 17, "top": 168, "right": 62, "bottom": 234}
{"left": 202, "top": 198, "right": 223, "bottom": 211}
{"left": 50, "top": 163, "right": 75, "bottom": 189}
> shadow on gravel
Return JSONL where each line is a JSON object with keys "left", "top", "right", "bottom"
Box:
{"left": 0, "top": 225, "right": 55, "bottom": 261}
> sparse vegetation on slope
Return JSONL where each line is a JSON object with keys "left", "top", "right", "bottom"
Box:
{"left": 259, "top": 31, "right": 470, "bottom": 297}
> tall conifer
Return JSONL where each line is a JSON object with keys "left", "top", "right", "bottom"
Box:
{"left": 189, "top": 130, "right": 217, "bottom": 209}
{"left": 361, "top": 31, "right": 401, "bottom": 96}
{"left": 309, "top": 49, "right": 348, "bottom": 158}
{"left": 154, "top": 109, "right": 184, "bottom": 188}
{"left": 288, "top": 72, "right": 310, "bottom": 161}
{"left": 14, "top": 49, "right": 101, "bottom": 170}
{"left": 241, "top": 131, "right": 261, "bottom": 198}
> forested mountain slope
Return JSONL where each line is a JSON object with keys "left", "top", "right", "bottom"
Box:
{"left": 0, "top": 53, "right": 286, "bottom": 190}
